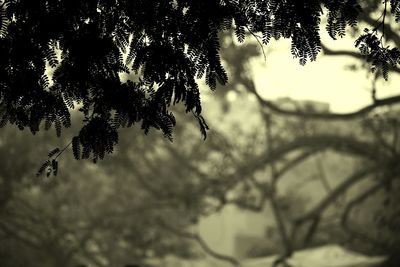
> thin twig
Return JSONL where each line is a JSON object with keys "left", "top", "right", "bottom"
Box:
{"left": 245, "top": 26, "right": 267, "bottom": 61}
{"left": 380, "top": 0, "right": 388, "bottom": 46}
{"left": 341, "top": 182, "right": 387, "bottom": 249}
{"left": 54, "top": 139, "right": 73, "bottom": 160}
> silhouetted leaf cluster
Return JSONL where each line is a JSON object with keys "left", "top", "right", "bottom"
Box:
{"left": 356, "top": 29, "right": 400, "bottom": 80}
{"left": 390, "top": 0, "right": 400, "bottom": 22}
{"left": 0, "top": 0, "right": 397, "bottom": 162}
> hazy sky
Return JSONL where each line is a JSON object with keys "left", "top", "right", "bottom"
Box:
{"left": 250, "top": 33, "right": 400, "bottom": 113}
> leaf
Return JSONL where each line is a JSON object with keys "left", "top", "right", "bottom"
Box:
{"left": 55, "top": 117, "right": 62, "bottom": 137}
{"left": 48, "top": 147, "right": 60, "bottom": 157}
{"left": 235, "top": 25, "right": 246, "bottom": 43}
{"left": 36, "top": 160, "right": 51, "bottom": 176}
{"left": 44, "top": 43, "right": 59, "bottom": 68}
{"left": 51, "top": 159, "right": 58, "bottom": 176}
{"left": 72, "top": 136, "right": 80, "bottom": 160}
{"left": 193, "top": 113, "right": 209, "bottom": 140}
{"left": 0, "top": 7, "right": 8, "bottom": 38}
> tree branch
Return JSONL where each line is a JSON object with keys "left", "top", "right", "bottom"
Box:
{"left": 302, "top": 215, "right": 321, "bottom": 246}
{"left": 257, "top": 91, "right": 400, "bottom": 119}
{"left": 265, "top": 113, "right": 293, "bottom": 257}
{"left": 294, "top": 166, "right": 376, "bottom": 225}
{"left": 226, "top": 150, "right": 320, "bottom": 230}
{"left": 274, "top": 149, "right": 319, "bottom": 183}
{"left": 235, "top": 134, "right": 382, "bottom": 180}
{"left": 340, "top": 182, "right": 388, "bottom": 249}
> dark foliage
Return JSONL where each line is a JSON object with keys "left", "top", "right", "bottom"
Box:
{"left": 0, "top": 0, "right": 398, "bottom": 163}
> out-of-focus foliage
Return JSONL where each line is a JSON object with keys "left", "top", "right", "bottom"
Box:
{"left": 0, "top": 124, "right": 203, "bottom": 267}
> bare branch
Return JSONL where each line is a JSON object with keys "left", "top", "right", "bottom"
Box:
{"left": 265, "top": 112, "right": 293, "bottom": 257}
{"left": 294, "top": 166, "right": 375, "bottom": 225}
{"left": 255, "top": 90, "right": 400, "bottom": 120}
{"left": 340, "top": 182, "right": 388, "bottom": 249}
{"left": 302, "top": 215, "right": 321, "bottom": 246}
{"left": 321, "top": 43, "right": 365, "bottom": 60}
{"left": 364, "top": 120, "right": 398, "bottom": 156}
{"left": 227, "top": 151, "right": 319, "bottom": 221}
{"left": 314, "top": 154, "right": 331, "bottom": 193}
{"left": 235, "top": 134, "right": 382, "bottom": 180}
{"left": 274, "top": 149, "right": 319, "bottom": 183}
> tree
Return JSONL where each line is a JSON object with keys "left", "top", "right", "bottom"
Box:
{"left": 1, "top": 0, "right": 400, "bottom": 166}
{"left": 131, "top": 5, "right": 399, "bottom": 261}
{"left": 194, "top": 4, "right": 400, "bottom": 262}
{"left": 2, "top": 1, "right": 400, "bottom": 266}
{"left": 0, "top": 123, "right": 206, "bottom": 267}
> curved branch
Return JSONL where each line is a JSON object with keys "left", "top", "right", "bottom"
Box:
{"left": 341, "top": 182, "right": 388, "bottom": 249}
{"left": 289, "top": 165, "right": 384, "bottom": 247}
{"left": 294, "top": 165, "right": 376, "bottom": 225}
{"left": 302, "top": 215, "right": 321, "bottom": 246}
{"left": 239, "top": 37, "right": 400, "bottom": 120}
{"left": 321, "top": 44, "right": 364, "bottom": 60}
{"left": 274, "top": 149, "right": 319, "bottom": 183}
{"left": 246, "top": 75, "right": 400, "bottom": 119}
{"left": 257, "top": 92, "right": 400, "bottom": 120}
{"left": 226, "top": 151, "right": 319, "bottom": 218}
{"left": 236, "top": 134, "right": 381, "bottom": 179}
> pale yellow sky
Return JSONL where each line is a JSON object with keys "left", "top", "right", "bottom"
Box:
{"left": 250, "top": 34, "right": 400, "bottom": 113}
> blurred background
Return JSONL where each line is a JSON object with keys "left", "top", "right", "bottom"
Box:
{"left": 1, "top": 1, "right": 400, "bottom": 267}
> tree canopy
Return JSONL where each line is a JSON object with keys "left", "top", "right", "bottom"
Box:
{"left": 0, "top": 0, "right": 399, "bottom": 165}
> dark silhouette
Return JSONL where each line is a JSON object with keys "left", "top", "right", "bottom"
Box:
{"left": 0, "top": 1, "right": 398, "bottom": 168}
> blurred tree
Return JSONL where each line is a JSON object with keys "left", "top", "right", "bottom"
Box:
{"left": 0, "top": 124, "right": 204, "bottom": 267}
{"left": 0, "top": 125, "right": 66, "bottom": 209}
{"left": 191, "top": 1, "right": 400, "bottom": 263}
